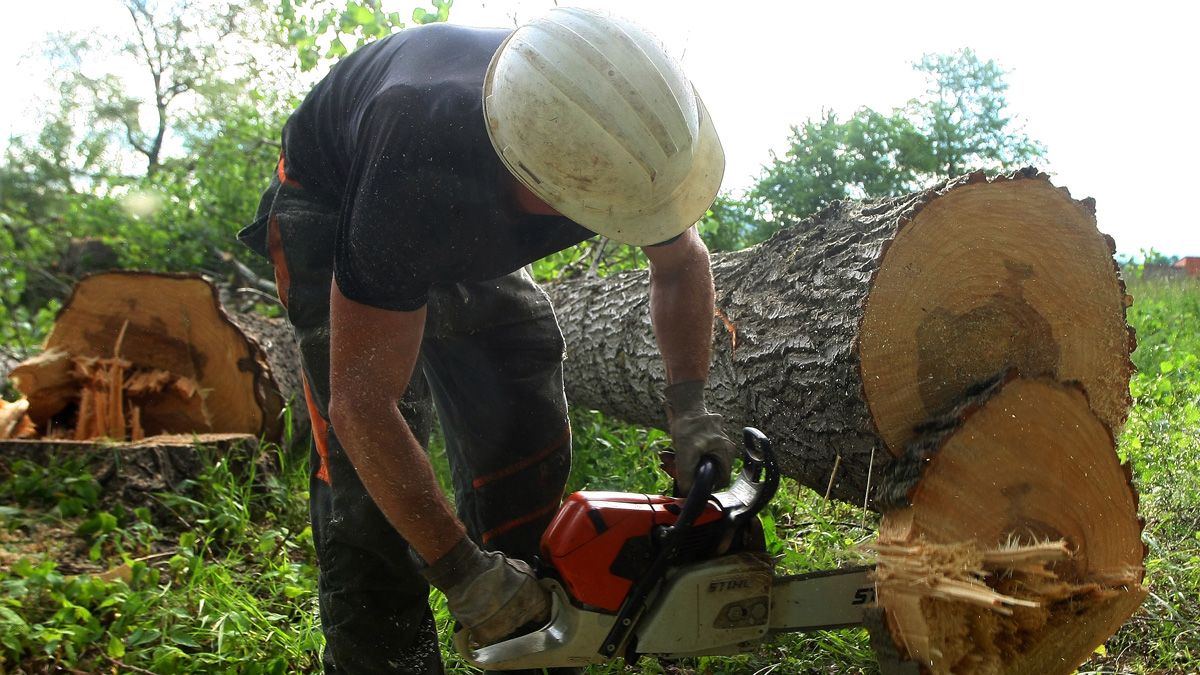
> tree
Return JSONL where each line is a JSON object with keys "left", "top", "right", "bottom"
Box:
{"left": 753, "top": 108, "right": 931, "bottom": 229}
{"left": 0, "top": 0, "right": 297, "bottom": 361}
{"left": 754, "top": 49, "right": 1045, "bottom": 228}
{"left": 280, "top": 0, "right": 452, "bottom": 71}
{"left": 39, "top": 0, "right": 293, "bottom": 179}
{"left": 913, "top": 49, "right": 1044, "bottom": 178}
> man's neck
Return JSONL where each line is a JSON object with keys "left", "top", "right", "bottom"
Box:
{"left": 509, "top": 175, "right": 561, "bottom": 216}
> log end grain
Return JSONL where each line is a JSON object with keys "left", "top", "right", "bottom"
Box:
{"left": 12, "top": 272, "right": 286, "bottom": 441}
{"left": 859, "top": 173, "right": 1133, "bottom": 457}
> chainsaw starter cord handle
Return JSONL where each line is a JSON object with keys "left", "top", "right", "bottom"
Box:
{"left": 598, "top": 458, "right": 718, "bottom": 659}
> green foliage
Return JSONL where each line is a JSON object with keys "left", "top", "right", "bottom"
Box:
{"left": 699, "top": 194, "right": 768, "bottom": 252}
{"left": 529, "top": 237, "right": 649, "bottom": 283}
{"left": 754, "top": 48, "right": 1046, "bottom": 229}
{"left": 753, "top": 108, "right": 931, "bottom": 229}
{"left": 4, "top": 273, "right": 1200, "bottom": 674}
{"left": 2, "top": 457, "right": 101, "bottom": 518}
{"left": 1121, "top": 248, "right": 1182, "bottom": 273}
{"left": 279, "top": 0, "right": 451, "bottom": 70}
{"left": 528, "top": 194, "right": 762, "bottom": 284}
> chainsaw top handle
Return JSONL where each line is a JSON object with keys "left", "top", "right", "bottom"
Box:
{"left": 724, "top": 427, "right": 781, "bottom": 528}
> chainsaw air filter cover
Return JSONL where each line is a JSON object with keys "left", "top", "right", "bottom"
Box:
{"left": 541, "top": 490, "right": 723, "bottom": 613}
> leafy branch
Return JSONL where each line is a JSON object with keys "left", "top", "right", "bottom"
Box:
{"left": 279, "top": 0, "right": 452, "bottom": 71}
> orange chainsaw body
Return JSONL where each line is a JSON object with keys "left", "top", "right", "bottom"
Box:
{"left": 540, "top": 490, "right": 723, "bottom": 612}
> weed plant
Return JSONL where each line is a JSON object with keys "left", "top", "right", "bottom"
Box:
{"left": 1, "top": 277, "right": 1197, "bottom": 673}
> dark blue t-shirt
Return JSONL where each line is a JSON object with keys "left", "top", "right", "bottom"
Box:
{"left": 281, "top": 23, "right": 593, "bottom": 311}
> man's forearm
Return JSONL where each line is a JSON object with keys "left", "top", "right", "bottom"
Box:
{"left": 648, "top": 238, "right": 716, "bottom": 384}
{"left": 333, "top": 401, "right": 467, "bottom": 564}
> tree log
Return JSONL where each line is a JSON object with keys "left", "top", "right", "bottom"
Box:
{"left": 5, "top": 272, "right": 303, "bottom": 443}
{"left": 548, "top": 169, "right": 1134, "bottom": 503}
{"left": 872, "top": 374, "right": 1145, "bottom": 674}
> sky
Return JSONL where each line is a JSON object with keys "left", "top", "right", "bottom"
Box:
{"left": 2, "top": 0, "right": 1197, "bottom": 257}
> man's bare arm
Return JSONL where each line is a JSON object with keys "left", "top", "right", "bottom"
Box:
{"left": 643, "top": 226, "right": 715, "bottom": 384}
{"left": 327, "top": 282, "right": 465, "bottom": 563}
{"left": 643, "top": 226, "right": 736, "bottom": 493}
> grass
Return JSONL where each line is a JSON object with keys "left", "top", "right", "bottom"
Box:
{"left": 1101, "top": 275, "right": 1200, "bottom": 671}
{"left": 1, "top": 275, "right": 1198, "bottom": 673}
{"left": 0, "top": 444, "right": 322, "bottom": 673}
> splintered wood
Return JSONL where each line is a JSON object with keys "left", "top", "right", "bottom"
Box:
{"left": 873, "top": 375, "right": 1146, "bottom": 675}
{"left": 871, "top": 539, "right": 1071, "bottom": 615}
{"left": 0, "top": 398, "right": 36, "bottom": 439}
{"left": 8, "top": 340, "right": 205, "bottom": 443}
{"left": 70, "top": 357, "right": 201, "bottom": 442}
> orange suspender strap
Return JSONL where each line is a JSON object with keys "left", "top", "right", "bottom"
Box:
{"left": 266, "top": 214, "right": 292, "bottom": 307}
{"left": 267, "top": 153, "right": 297, "bottom": 306}
{"left": 303, "top": 377, "right": 333, "bottom": 485}
{"left": 268, "top": 153, "right": 329, "bottom": 484}
{"left": 276, "top": 154, "right": 302, "bottom": 188}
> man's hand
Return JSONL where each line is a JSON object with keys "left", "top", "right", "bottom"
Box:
{"left": 419, "top": 537, "right": 550, "bottom": 647}
{"left": 665, "top": 380, "right": 738, "bottom": 495}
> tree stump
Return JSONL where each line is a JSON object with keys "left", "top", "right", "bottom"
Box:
{"left": 547, "top": 169, "right": 1133, "bottom": 503}
{"left": 1, "top": 434, "right": 260, "bottom": 523}
{"left": 5, "top": 272, "right": 301, "bottom": 443}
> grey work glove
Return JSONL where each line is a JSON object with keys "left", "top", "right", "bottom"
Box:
{"left": 664, "top": 380, "right": 738, "bottom": 495}
{"left": 418, "top": 537, "right": 550, "bottom": 647}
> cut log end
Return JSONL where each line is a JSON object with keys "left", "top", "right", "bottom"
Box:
{"left": 859, "top": 173, "right": 1133, "bottom": 457}
{"left": 873, "top": 376, "right": 1145, "bottom": 675}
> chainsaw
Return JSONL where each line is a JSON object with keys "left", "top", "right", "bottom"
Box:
{"left": 455, "top": 428, "right": 918, "bottom": 673}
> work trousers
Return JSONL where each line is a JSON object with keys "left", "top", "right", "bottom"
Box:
{"left": 242, "top": 162, "right": 575, "bottom": 674}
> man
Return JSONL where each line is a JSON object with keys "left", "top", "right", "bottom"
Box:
{"left": 240, "top": 7, "right": 736, "bottom": 673}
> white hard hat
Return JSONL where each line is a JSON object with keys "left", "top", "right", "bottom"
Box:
{"left": 483, "top": 7, "right": 725, "bottom": 246}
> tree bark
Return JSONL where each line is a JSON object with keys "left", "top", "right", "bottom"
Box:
{"left": 548, "top": 169, "right": 1134, "bottom": 504}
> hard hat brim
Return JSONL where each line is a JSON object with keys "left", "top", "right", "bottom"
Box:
{"left": 491, "top": 95, "right": 724, "bottom": 247}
